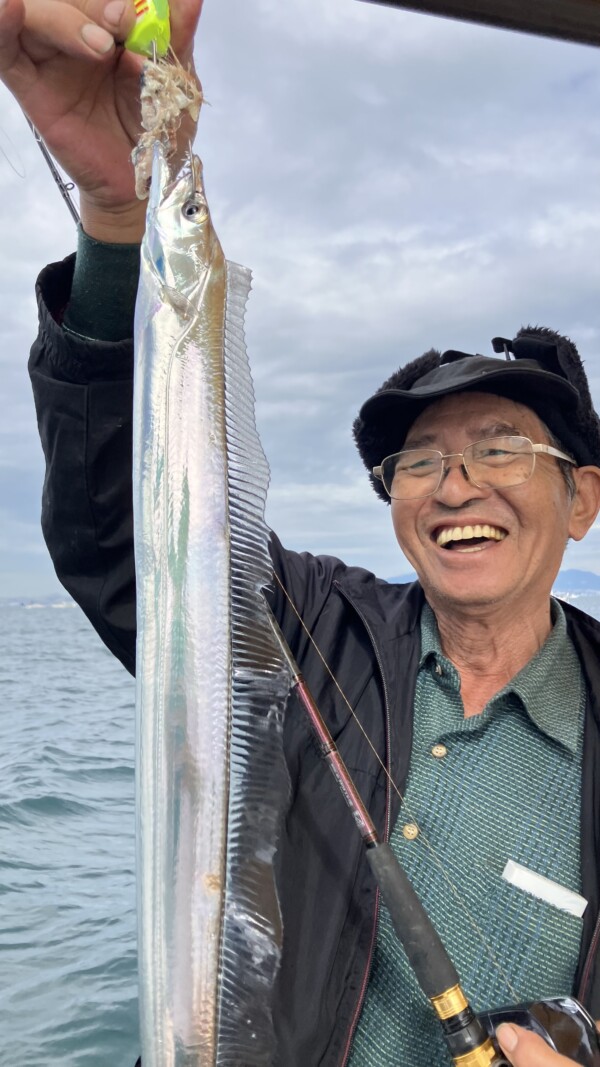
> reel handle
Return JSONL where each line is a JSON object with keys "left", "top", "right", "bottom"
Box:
{"left": 481, "top": 996, "right": 600, "bottom": 1066}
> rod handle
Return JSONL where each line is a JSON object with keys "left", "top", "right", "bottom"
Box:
{"left": 367, "top": 842, "right": 460, "bottom": 997}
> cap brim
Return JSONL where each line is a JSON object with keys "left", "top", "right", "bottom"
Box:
{"left": 359, "top": 363, "right": 579, "bottom": 451}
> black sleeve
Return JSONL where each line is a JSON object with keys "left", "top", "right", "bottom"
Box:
{"left": 28, "top": 257, "right": 352, "bottom": 681}
{"left": 29, "top": 256, "right": 137, "bottom": 675}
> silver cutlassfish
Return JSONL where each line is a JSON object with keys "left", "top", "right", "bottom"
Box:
{"left": 132, "top": 140, "right": 291, "bottom": 1065}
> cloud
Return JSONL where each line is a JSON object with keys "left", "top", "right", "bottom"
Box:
{"left": 1, "top": 0, "right": 600, "bottom": 598}
{"left": 266, "top": 469, "right": 410, "bottom": 574}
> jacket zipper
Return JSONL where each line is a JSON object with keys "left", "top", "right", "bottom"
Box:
{"left": 335, "top": 584, "right": 393, "bottom": 1067}
{"left": 577, "top": 909, "right": 600, "bottom": 1006}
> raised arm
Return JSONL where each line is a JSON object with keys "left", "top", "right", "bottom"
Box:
{"left": 0, "top": 0, "right": 202, "bottom": 241}
{"left": 29, "top": 252, "right": 138, "bottom": 673}
{"left": 0, "top": 0, "right": 203, "bottom": 669}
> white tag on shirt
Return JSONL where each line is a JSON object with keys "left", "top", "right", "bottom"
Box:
{"left": 501, "top": 860, "right": 588, "bottom": 919}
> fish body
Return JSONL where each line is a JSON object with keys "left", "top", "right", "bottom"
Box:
{"left": 132, "top": 144, "right": 290, "bottom": 1066}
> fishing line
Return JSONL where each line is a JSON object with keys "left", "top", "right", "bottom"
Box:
{"left": 0, "top": 124, "right": 26, "bottom": 179}
{"left": 274, "top": 570, "right": 519, "bottom": 1002}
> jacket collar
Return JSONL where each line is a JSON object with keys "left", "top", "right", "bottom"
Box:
{"left": 334, "top": 572, "right": 425, "bottom": 642}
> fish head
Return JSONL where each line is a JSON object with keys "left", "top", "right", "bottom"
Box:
{"left": 142, "top": 142, "right": 224, "bottom": 303}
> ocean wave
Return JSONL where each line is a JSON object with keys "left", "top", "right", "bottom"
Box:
{"left": 0, "top": 794, "right": 95, "bottom": 826}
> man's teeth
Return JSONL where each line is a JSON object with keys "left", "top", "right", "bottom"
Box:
{"left": 436, "top": 524, "right": 507, "bottom": 548}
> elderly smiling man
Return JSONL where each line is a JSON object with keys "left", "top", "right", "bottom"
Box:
{"left": 2, "top": 0, "right": 600, "bottom": 1059}
{"left": 344, "top": 332, "right": 600, "bottom": 1065}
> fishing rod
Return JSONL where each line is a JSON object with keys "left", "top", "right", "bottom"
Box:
{"left": 26, "top": 119, "right": 81, "bottom": 226}
{"left": 266, "top": 607, "right": 600, "bottom": 1067}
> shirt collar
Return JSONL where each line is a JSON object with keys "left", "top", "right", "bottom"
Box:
{"left": 419, "top": 599, "right": 582, "bottom": 754}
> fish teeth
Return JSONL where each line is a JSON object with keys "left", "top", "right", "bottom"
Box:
{"left": 435, "top": 524, "right": 506, "bottom": 547}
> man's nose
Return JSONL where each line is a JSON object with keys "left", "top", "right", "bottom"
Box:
{"left": 435, "top": 455, "right": 487, "bottom": 503}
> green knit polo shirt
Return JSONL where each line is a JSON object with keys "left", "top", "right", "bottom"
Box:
{"left": 349, "top": 598, "right": 585, "bottom": 1067}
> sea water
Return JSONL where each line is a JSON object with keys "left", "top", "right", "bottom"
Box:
{"left": 0, "top": 602, "right": 137, "bottom": 1067}
{"left": 1, "top": 591, "right": 599, "bottom": 1067}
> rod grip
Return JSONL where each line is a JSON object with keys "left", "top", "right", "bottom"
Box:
{"left": 367, "top": 842, "right": 460, "bottom": 999}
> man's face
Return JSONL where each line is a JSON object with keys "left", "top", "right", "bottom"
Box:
{"left": 390, "top": 392, "right": 581, "bottom": 613}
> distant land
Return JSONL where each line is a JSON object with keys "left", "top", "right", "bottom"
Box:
{"left": 388, "top": 568, "right": 600, "bottom": 592}
{"left": 0, "top": 592, "right": 77, "bottom": 608}
{"left": 553, "top": 569, "right": 600, "bottom": 592}
{"left": 1, "top": 569, "right": 600, "bottom": 608}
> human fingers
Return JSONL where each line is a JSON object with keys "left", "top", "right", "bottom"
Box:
{"left": 79, "top": 0, "right": 137, "bottom": 42}
{"left": 0, "top": 0, "right": 27, "bottom": 82}
{"left": 497, "top": 1023, "right": 578, "bottom": 1066}
{"left": 17, "top": 0, "right": 136, "bottom": 69}
{"left": 1, "top": 0, "right": 114, "bottom": 108}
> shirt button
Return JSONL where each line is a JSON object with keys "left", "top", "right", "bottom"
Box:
{"left": 402, "top": 823, "right": 419, "bottom": 840}
{"left": 434, "top": 663, "right": 443, "bottom": 676}
{"left": 431, "top": 744, "right": 448, "bottom": 759}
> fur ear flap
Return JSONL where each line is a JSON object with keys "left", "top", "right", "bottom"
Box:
{"left": 375, "top": 348, "right": 442, "bottom": 393}
{"left": 515, "top": 326, "right": 600, "bottom": 468}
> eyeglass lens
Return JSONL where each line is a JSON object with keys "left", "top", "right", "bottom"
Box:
{"left": 382, "top": 436, "right": 536, "bottom": 499}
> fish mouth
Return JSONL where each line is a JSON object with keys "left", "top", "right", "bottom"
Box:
{"left": 432, "top": 523, "right": 508, "bottom": 552}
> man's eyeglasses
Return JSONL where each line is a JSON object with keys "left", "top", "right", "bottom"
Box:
{"left": 373, "top": 436, "right": 576, "bottom": 501}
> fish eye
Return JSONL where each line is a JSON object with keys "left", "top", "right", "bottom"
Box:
{"left": 182, "top": 198, "right": 207, "bottom": 220}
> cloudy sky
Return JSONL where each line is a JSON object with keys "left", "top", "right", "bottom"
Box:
{"left": 1, "top": 0, "right": 600, "bottom": 597}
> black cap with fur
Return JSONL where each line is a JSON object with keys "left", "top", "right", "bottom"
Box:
{"left": 353, "top": 327, "right": 600, "bottom": 503}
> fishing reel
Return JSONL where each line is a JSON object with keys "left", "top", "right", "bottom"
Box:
{"left": 131, "top": 996, "right": 599, "bottom": 1067}
{"left": 481, "top": 995, "right": 600, "bottom": 1066}
{"left": 366, "top": 839, "right": 600, "bottom": 1066}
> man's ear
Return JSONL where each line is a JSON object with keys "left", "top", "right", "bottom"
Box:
{"left": 568, "top": 466, "right": 600, "bottom": 542}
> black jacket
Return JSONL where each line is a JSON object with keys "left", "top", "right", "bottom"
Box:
{"left": 29, "top": 257, "right": 600, "bottom": 1066}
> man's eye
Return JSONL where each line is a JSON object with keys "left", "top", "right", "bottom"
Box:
{"left": 399, "top": 458, "right": 437, "bottom": 475}
{"left": 478, "top": 448, "right": 514, "bottom": 461}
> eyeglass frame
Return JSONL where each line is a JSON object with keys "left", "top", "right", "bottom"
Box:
{"left": 372, "top": 435, "right": 577, "bottom": 501}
